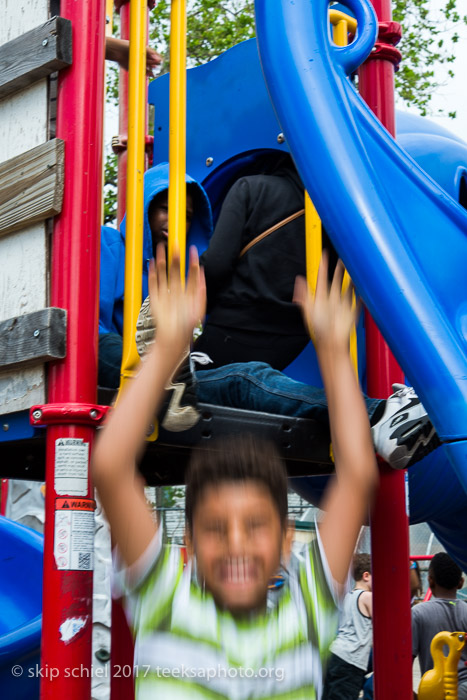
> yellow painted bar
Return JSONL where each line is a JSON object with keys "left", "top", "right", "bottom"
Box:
{"left": 330, "top": 6, "right": 359, "bottom": 378}
{"left": 168, "top": 0, "right": 187, "bottom": 281}
{"left": 342, "top": 270, "right": 359, "bottom": 375}
{"left": 333, "top": 18, "right": 348, "bottom": 46}
{"left": 119, "top": 0, "right": 148, "bottom": 387}
{"left": 305, "top": 192, "right": 322, "bottom": 294}
{"left": 105, "top": 0, "right": 114, "bottom": 35}
{"left": 329, "top": 8, "right": 357, "bottom": 34}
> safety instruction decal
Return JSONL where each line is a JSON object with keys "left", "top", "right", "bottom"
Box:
{"left": 54, "top": 438, "right": 89, "bottom": 496}
{"left": 54, "top": 498, "right": 95, "bottom": 571}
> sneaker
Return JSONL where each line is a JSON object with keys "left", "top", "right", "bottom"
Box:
{"left": 135, "top": 295, "right": 200, "bottom": 432}
{"left": 371, "top": 384, "right": 440, "bottom": 469}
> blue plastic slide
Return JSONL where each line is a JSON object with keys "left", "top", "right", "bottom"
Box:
{"left": 255, "top": 0, "right": 467, "bottom": 484}
{"left": 0, "top": 516, "right": 43, "bottom": 699}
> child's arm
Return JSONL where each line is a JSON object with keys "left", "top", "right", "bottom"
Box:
{"left": 358, "top": 591, "right": 373, "bottom": 618}
{"left": 105, "top": 37, "right": 162, "bottom": 76}
{"left": 92, "top": 245, "right": 206, "bottom": 568}
{"left": 294, "top": 254, "right": 378, "bottom": 587}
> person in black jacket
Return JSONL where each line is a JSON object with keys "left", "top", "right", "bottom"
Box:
{"left": 194, "top": 156, "right": 311, "bottom": 370}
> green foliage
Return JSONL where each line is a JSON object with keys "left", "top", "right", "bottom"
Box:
{"left": 150, "top": 0, "right": 255, "bottom": 72}
{"left": 103, "top": 152, "right": 118, "bottom": 225}
{"left": 393, "top": 0, "right": 467, "bottom": 116}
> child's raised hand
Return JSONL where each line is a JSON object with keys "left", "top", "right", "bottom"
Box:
{"left": 148, "top": 243, "right": 206, "bottom": 359}
{"left": 293, "top": 252, "right": 360, "bottom": 355}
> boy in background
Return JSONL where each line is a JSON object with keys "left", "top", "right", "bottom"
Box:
{"left": 322, "top": 553, "right": 373, "bottom": 700}
{"left": 413, "top": 552, "right": 467, "bottom": 699}
{"left": 92, "top": 249, "right": 378, "bottom": 698}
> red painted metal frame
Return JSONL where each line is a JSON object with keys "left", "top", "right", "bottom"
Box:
{"left": 39, "top": 0, "right": 106, "bottom": 696}
{"left": 358, "top": 2, "right": 413, "bottom": 698}
{"left": 30, "top": 403, "right": 110, "bottom": 427}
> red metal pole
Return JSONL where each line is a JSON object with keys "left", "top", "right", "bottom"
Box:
{"left": 0, "top": 479, "right": 8, "bottom": 516}
{"left": 358, "top": 2, "right": 412, "bottom": 699}
{"left": 39, "top": 0, "right": 105, "bottom": 696}
{"left": 116, "top": 3, "right": 130, "bottom": 226}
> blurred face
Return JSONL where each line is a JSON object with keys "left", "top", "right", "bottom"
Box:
{"left": 186, "top": 481, "right": 292, "bottom": 616}
{"left": 148, "top": 190, "right": 194, "bottom": 250}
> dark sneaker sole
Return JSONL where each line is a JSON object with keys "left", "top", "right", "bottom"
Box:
{"left": 389, "top": 419, "right": 441, "bottom": 469}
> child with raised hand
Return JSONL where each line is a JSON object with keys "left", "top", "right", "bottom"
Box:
{"left": 92, "top": 248, "right": 378, "bottom": 699}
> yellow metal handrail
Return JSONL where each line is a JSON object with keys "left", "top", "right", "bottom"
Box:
{"left": 119, "top": 0, "right": 148, "bottom": 390}
{"left": 305, "top": 6, "right": 358, "bottom": 377}
{"left": 329, "top": 8, "right": 358, "bottom": 35}
{"left": 168, "top": 0, "right": 187, "bottom": 281}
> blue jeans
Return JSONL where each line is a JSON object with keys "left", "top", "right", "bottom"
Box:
{"left": 196, "top": 362, "right": 382, "bottom": 426}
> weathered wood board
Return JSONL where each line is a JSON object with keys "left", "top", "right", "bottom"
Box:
{"left": 0, "top": 16, "right": 72, "bottom": 100}
{"left": 0, "top": 307, "right": 66, "bottom": 371}
{"left": 0, "top": 139, "right": 64, "bottom": 237}
{"left": 0, "top": 0, "right": 49, "bottom": 414}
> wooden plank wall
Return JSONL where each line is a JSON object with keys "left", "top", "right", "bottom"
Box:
{"left": 0, "top": 0, "right": 50, "bottom": 414}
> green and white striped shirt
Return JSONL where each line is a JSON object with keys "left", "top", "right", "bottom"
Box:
{"left": 117, "top": 528, "right": 339, "bottom": 699}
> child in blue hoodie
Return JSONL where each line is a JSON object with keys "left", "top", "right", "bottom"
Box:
{"left": 98, "top": 162, "right": 212, "bottom": 388}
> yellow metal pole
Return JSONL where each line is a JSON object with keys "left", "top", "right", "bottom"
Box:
{"left": 329, "top": 9, "right": 357, "bottom": 35}
{"left": 119, "top": 0, "right": 148, "bottom": 387}
{"left": 330, "top": 7, "right": 359, "bottom": 377}
{"left": 105, "top": 0, "right": 114, "bottom": 34}
{"left": 332, "top": 18, "right": 348, "bottom": 46}
{"left": 305, "top": 191, "right": 322, "bottom": 294}
{"left": 168, "top": 0, "right": 187, "bottom": 282}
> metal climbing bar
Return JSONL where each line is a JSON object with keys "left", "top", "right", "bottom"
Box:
{"left": 119, "top": 0, "right": 148, "bottom": 389}
{"left": 39, "top": 0, "right": 106, "bottom": 696}
{"left": 168, "top": 0, "right": 187, "bottom": 278}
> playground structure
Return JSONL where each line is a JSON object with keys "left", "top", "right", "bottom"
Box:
{"left": 1, "top": 1, "right": 467, "bottom": 699}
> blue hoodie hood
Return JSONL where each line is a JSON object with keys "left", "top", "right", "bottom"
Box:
{"left": 99, "top": 163, "right": 212, "bottom": 336}
{"left": 120, "top": 161, "right": 213, "bottom": 262}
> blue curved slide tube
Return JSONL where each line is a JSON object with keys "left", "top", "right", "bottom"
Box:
{"left": 0, "top": 516, "right": 43, "bottom": 699}
{"left": 255, "top": 0, "right": 467, "bottom": 492}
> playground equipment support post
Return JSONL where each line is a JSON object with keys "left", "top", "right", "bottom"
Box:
{"left": 359, "top": 1, "right": 413, "bottom": 698}
{"left": 38, "top": 0, "right": 106, "bottom": 697}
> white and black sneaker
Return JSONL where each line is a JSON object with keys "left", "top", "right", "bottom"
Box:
{"left": 135, "top": 295, "right": 204, "bottom": 432}
{"left": 371, "top": 384, "right": 440, "bottom": 470}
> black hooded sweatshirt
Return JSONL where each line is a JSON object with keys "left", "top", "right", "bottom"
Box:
{"left": 200, "top": 166, "right": 309, "bottom": 343}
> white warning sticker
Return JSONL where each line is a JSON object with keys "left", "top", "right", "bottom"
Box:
{"left": 54, "top": 438, "right": 89, "bottom": 496}
{"left": 54, "top": 498, "right": 95, "bottom": 571}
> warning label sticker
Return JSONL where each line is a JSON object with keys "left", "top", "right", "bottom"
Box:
{"left": 54, "top": 498, "right": 95, "bottom": 571}
{"left": 54, "top": 438, "right": 89, "bottom": 496}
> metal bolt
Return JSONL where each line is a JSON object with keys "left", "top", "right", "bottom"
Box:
{"left": 459, "top": 634, "right": 465, "bottom": 641}
{"left": 277, "top": 133, "right": 285, "bottom": 144}
{"left": 89, "top": 409, "right": 99, "bottom": 419}
{"left": 33, "top": 329, "right": 40, "bottom": 338}
{"left": 205, "top": 157, "right": 214, "bottom": 167}
{"left": 2, "top": 424, "right": 9, "bottom": 432}
{"left": 106, "top": 15, "right": 111, "bottom": 24}
{"left": 147, "top": 424, "right": 155, "bottom": 436}
{"left": 95, "top": 648, "right": 111, "bottom": 663}
{"left": 42, "top": 38, "right": 48, "bottom": 47}
{"left": 32, "top": 410, "right": 42, "bottom": 420}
